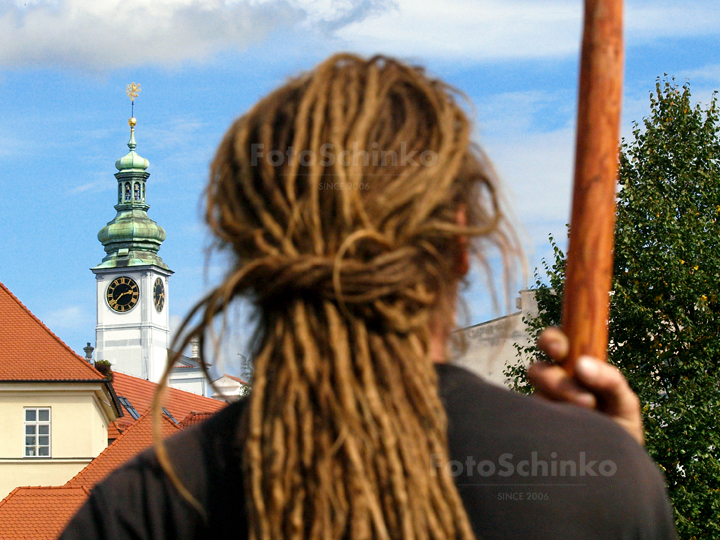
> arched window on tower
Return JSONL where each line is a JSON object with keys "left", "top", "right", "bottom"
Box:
{"left": 118, "top": 184, "right": 122, "bottom": 204}
{"left": 125, "top": 183, "right": 131, "bottom": 202}
{"left": 134, "top": 183, "right": 140, "bottom": 201}
{"left": 141, "top": 184, "right": 145, "bottom": 202}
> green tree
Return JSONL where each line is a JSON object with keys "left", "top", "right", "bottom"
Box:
{"left": 507, "top": 80, "right": 720, "bottom": 538}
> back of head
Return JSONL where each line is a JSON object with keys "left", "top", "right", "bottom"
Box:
{"left": 189, "top": 54, "right": 510, "bottom": 539}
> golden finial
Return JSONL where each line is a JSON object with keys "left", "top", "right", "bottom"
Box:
{"left": 126, "top": 82, "right": 141, "bottom": 101}
{"left": 126, "top": 83, "right": 141, "bottom": 127}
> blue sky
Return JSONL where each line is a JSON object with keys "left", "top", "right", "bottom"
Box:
{"left": 2, "top": 0, "right": 719, "bottom": 374}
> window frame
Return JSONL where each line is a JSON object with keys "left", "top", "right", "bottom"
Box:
{"left": 117, "top": 396, "right": 140, "bottom": 420}
{"left": 24, "top": 407, "right": 51, "bottom": 458}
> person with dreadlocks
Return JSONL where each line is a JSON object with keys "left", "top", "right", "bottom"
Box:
{"left": 60, "top": 54, "right": 675, "bottom": 540}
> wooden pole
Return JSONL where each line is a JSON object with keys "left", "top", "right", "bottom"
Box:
{"left": 561, "top": 0, "right": 624, "bottom": 375}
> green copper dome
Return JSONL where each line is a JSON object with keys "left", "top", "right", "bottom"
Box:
{"left": 115, "top": 139, "right": 149, "bottom": 171}
{"left": 93, "top": 119, "right": 170, "bottom": 271}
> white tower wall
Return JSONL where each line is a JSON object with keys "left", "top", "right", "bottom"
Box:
{"left": 93, "top": 267, "right": 172, "bottom": 383}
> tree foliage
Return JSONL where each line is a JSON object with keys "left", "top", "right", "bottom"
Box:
{"left": 507, "top": 79, "right": 720, "bottom": 538}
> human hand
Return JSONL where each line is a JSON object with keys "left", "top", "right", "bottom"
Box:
{"left": 527, "top": 327, "right": 644, "bottom": 445}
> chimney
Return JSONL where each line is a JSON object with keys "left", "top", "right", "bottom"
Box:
{"left": 83, "top": 342, "right": 94, "bottom": 363}
{"left": 191, "top": 337, "right": 200, "bottom": 359}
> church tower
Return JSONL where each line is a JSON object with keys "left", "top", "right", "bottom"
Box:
{"left": 92, "top": 110, "right": 173, "bottom": 384}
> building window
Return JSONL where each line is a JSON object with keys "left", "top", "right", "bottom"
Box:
{"left": 24, "top": 408, "right": 51, "bottom": 457}
{"left": 117, "top": 396, "right": 140, "bottom": 420}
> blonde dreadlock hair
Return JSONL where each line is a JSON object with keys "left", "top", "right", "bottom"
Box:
{"left": 158, "top": 53, "right": 518, "bottom": 540}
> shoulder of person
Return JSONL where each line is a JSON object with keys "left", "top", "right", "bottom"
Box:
{"left": 435, "top": 363, "right": 676, "bottom": 539}
{"left": 437, "top": 361, "right": 645, "bottom": 451}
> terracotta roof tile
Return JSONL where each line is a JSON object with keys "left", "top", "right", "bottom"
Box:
{"left": 0, "top": 486, "right": 90, "bottom": 539}
{"left": 115, "top": 417, "right": 136, "bottom": 431}
{"left": 110, "top": 371, "right": 225, "bottom": 422}
{"left": 66, "top": 411, "right": 179, "bottom": 489}
{"left": 178, "top": 411, "right": 214, "bottom": 428}
{"left": 107, "top": 422, "right": 123, "bottom": 441}
{"left": 0, "top": 281, "right": 104, "bottom": 381}
{"left": 226, "top": 374, "right": 250, "bottom": 385}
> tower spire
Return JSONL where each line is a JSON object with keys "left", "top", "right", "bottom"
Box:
{"left": 92, "top": 84, "right": 173, "bottom": 386}
{"left": 93, "top": 86, "right": 168, "bottom": 271}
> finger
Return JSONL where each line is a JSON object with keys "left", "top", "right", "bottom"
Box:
{"left": 575, "top": 355, "right": 645, "bottom": 444}
{"left": 537, "top": 327, "right": 569, "bottom": 362}
{"left": 528, "top": 362, "right": 596, "bottom": 408}
{"left": 575, "top": 356, "right": 641, "bottom": 417}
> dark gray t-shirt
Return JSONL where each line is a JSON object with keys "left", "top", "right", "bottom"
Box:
{"left": 60, "top": 364, "right": 676, "bottom": 539}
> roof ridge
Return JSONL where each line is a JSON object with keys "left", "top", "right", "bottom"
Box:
{"left": 0, "top": 487, "right": 20, "bottom": 509}
{"left": 7, "top": 486, "right": 91, "bottom": 492}
{"left": 112, "top": 371, "right": 225, "bottom": 404}
{"left": 0, "top": 280, "right": 104, "bottom": 380}
{"left": 225, "top": 374, "right": 249, "bottom": 385}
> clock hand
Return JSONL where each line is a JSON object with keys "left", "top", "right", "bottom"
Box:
{"left": 117, "top": 289, "right": 134, "bottom": 301}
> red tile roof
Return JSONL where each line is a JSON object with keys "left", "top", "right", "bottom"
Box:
{"left": 0, "top": 486, "right": 90, "bottom": 539}
{"left": 226, "top": 374, "right": 250, "bottom": 385}
{"left": 110, "top": 416, "right": 135, "bottom": 434}
{"left": 110, "top": 371, "right": 225, "bottom": 422}
{"left": 107, "top": 421, "right": 123, "bottom": 441}
{"left": 66, "top": 411, "right": 179, "bottom": 489}
{"left": 179, "top": 411, "right": 215, "bottom": 428}
{"left": 0, "top": 281, "right": 104, "bottom": 381}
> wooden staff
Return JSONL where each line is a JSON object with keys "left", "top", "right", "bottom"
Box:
{"left": 561, "top": 0, "right": 624, "bottom": 375}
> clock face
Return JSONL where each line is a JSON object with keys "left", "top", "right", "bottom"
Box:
{"left": 153, "top": 277, "right": 165, "bottom": 312}
{"left": 106, "top": 276, "right": 139, "bottom": 313}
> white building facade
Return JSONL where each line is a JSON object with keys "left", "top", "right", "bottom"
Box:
{"left": 452, "top": 289, "right": 538, "bottom": 387}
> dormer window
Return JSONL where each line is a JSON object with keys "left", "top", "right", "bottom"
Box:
{"left": 117, "top": 397, "right": 140, "bottom": 420}
{"left": 24, "top": 408, "right": 51, "bottom": 457}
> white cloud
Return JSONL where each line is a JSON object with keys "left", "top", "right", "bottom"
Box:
{"left": 474, "top": 90, "right": 574, "bottom": 231}
{"left": 334, "top": 0, "right": 582, "bottom": 61}
{"left": 0, "top": 0, "right": 302, "bottom": 69}
{"left": 0, "top": 0, "right": 404, "bottom": 69}
{"left": 333, "top": 0, "right": 720, "bottom": 63}
{"left": 490, "top": 128, "right": 573, "bottom": 226}
{"left": 291, "top": 0, "right": 399, "bottom": 33}
{"left": 465, "top": 88, "right": 576, "bottom": 289}
{"left": 679, "top": 64, "right": 720, "bottom": 84}
{"left": 485, "top": 125, "right": 574, "bottom": 285}
{"left": 626, "top": 1, "right": 720, "bottom": 41}
{"left": 2, "top": 0, "right": 718, "bottom": 70}
{"left": 42, "top": 305, "right": 92, "bottom": 331}
{"left": 0, "top": 135, "right": 29, "bottom": 157}
{"left": 69, "top": 180, "right": 105, "bottom": 194}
